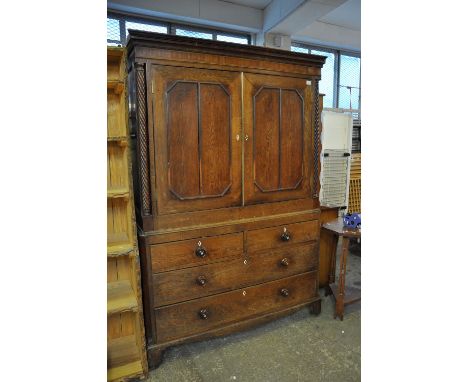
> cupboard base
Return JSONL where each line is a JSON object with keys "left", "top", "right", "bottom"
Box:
{"left": 147, "top": 347, "right": 164, "bottom": 370}
{"left": 147, "top": 299, "right": 320, "bottom": 370}
{"left": 309, "top": 299, "right": 322, "bottom": 315}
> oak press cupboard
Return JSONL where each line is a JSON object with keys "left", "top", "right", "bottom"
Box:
{"left": 126, "top": 30, "right": 326, "bottom": 368}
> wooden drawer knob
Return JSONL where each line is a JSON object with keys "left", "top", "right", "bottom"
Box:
{"left": 196, "top": 276, "right": 207, "bottom": 286}
{"left": 195, "top": 246, "right": 207, "bottom": 258}
{"left": 198, "top": 308, "right": 209, "bottom": 319}
{"left": 280, "top": 258, "right": 289, "bottom": 267}
{"left": 280, "top": 230, "right": 291, "bottom": 242}
{"left": 280, "top": 288, "right": 289, "bottom": 297}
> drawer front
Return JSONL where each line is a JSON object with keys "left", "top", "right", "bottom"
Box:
{"left": 150, "top": 232, "right": 243, "bottom": 273}
{"left": 153, "top": 242, "right": 318, "bottom": 307}
{"left": 247, "top": 220, "right": 319, "bottom": 253}
{"left": 155, "top": 271, "right": 317, "bottom": 343}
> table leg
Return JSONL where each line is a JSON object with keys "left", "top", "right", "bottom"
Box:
{"left": 335, "top": 236, "right": 349, "bottom": 321}
{"left": 328, "top": 234, "right": 338, "bottom": 285}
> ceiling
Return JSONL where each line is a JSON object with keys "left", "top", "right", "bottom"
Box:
{"left": 318, "top": 0, "right": 360, "bottom": 31}
{"left": 263, "top": 0, "right": 360, "bottom": 50}
{"left": 286, "top": 0, "right": 360, "bottom": 50}
{"left": 221, "top": 0, "right": 272, "bottom": 10}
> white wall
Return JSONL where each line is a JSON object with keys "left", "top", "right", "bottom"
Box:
{"left": 107, "top": 0, "right": 361, "bottom": 51}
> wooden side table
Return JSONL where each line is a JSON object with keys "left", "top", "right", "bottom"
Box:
{"left": 318, "top": 207, "right": 340, "bottom": 287}
{"left": 322, "top": 218, "right": 361, "bottom": 321}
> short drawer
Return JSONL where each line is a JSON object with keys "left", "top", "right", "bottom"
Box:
{"left": 246, "top": 220, "right": 319, "bottom": 253}
{"left": 155, "top": 271, "right": 317, "bottom": 343}
{"left": 153, "top": 242, "right": 318, "bottom": 307}
{"left": 150, "top": 232, "right": 243, "bottom": 273}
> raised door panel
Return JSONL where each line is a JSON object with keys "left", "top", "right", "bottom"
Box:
{"left": 152, "top": 66, "right": 242, "bottom": 214}
{"left": 244, "top": 73, "right": 314, "bottom": 205}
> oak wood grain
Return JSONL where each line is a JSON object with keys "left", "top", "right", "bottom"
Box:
{"left": 153, "top": 242, "right": 318, "bottom": 307}
{"left": 146, "top": 298, "right": 320, "bottom": 366}
{"left": 243, "top": 73, "right": 313, "bottom": 205}
{"left": 246, "top": 220, "right": 319, "bottom": 253}
{"left": 199, "top": 83, "right": 231, "bottom": 196}
{"left": 150, "top": 232, "right": 243, "bottom": 273}
{"left": 126, "top": 33, "right": 324, "bottom": 366}
{"left": 280, "top": 89, "right": 303, "bottom": 189}
{"left": 167, "top": 82, "right": 200, "bottom": 198}
{"left": 152, "top": 65, "right": 242, "bottom": 215}
{"left": 253, "top": 87, "right": 280, "bottom": 191}
{"left": 155, "top": 272, "right": 317, "bottom": 343}
{"left": 150, "top": 198, "right": 319, "bottom": 233}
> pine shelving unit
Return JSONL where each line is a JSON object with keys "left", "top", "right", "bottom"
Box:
{"left": 107, "top": 47, "right": 147, "bottom": 382}
{"left": 348, "top": 153, "right": 361, "bottom": 214}
{"left": 108, "top": 280, "right": 139, "bottom": 315}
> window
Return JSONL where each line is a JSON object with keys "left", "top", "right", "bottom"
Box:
{"left": 125, "top": 21, "right": 167, "bottom": 37}
{"left": 310, "top": 49, "right": 335, "bottom": 108}
{"left": 291, "top": 46, "right": 308, "bottom": 54}
{"left": 291, "top": 42, "right": 360, "bottom": 113}
{"left": 175, "top": 28, "right": 212, "bottom": 40}
{"left": 107, "top": 11, "right": 251, "bottom": 46}
{"left": 338, "top": 54, "right": 360, "bottom": 110}
{"left": 216, "top": 34, "right": 248, "bottom": 45}
{"left": 107, "top": 18, "right": 121, "bottom": 45}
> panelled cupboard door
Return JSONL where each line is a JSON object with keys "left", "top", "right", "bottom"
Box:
{"left": 152, "top": 66, "right": 242, "bottom": 214}
{"left": 243, "top": 73, "right": 314, "bottom": 205}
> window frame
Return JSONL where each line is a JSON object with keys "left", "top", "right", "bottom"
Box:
{"left": 107, "top": 12, "right": 169, "bottom": 45}
{"left": 173, "top": 25, "right": 214, "bottom": 40}
{"left": 337, "top": 50, "right": 361, "bottom": 112}
{"left": 106, "top": 17, "right": 122, "bottom": 45}
{"left": 107, "top": 10, "right": 252, "bottom": 46}
{"left": 291, "top": 42, "right": 360, "bottom": 111}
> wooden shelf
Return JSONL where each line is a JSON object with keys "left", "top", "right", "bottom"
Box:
{"left": 108, "top": 232, "right": 130, "bottom": 245}
{"left": 107, "top": 242, "right": 133, "bottom": 258}
{"left": 108, "top": 360, "right": 143, "bottom": 382}
{"left": 329, "top": 284, "right": 361, "bottom": 305}
{"left": 108, "top": 233, "right": 133, "bottom": 256}
{"left": 107, "top": 48, "right": 125, "bottom": 84}
{"left": 108, "top": 280, "right": 138, "bottom": 315}
{"left": 107, "top": 335, "right": 143, "bottom": 381}
{"left": 107, "top": 136, "right": 128, "bottom": 146}
{"left": 107, "top": 186, "right": 130, "bottom": 199}
{"left": 108, "top": 80, "right": 125, "bottom": 95}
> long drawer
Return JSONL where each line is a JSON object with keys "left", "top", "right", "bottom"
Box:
{"left": 150, "top": 232, "right": 243, "bottom": 273}
{"left": 154, "top": 271, "right": 317, "bottom": 343}
{"left": 153, "top": 242, "right": 318, "bottom": 307}
{"left": 246, "top": 220, "right": 319, "bottom": 253}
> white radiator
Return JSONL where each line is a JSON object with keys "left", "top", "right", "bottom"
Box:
{"left": 319, "top": 111, "right": 353, "bottom": 208}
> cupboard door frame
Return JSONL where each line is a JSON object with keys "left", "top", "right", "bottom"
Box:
{"left": 152, "top": 65, "right": 242, "bottom": 215}
{"left": 243, "top": 73, "right": 315, "bottom": 205}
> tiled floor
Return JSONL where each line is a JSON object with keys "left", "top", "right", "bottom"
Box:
{"left": 147, "top": 241, "right": 361, "bottom": 381}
